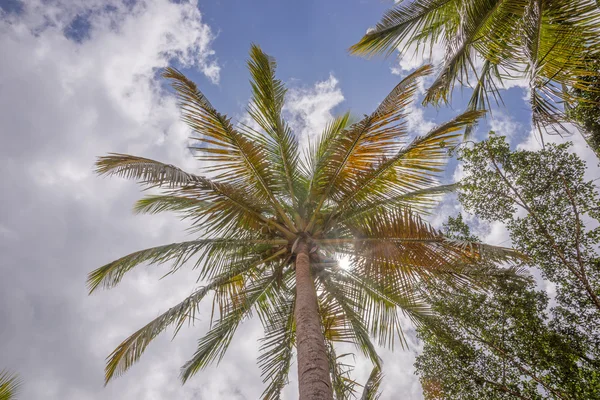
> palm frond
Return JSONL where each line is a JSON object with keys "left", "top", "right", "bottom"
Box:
{"left": 133, "top": 194, "right": 212, "bottom": 215}
{"left": 307, "top": 66, "right": 431, "bottom": 231}
{"left": 322, "top": 208, "right": 523, "bottom": 293}
{"left": 424, "top": 0, "right": 521, "bottom": 105}
{"left": 349, "top": 0, "right": 457, "bottom": 57}
{"left": 257, "top": 293, "right": 296, "bottom": 400}
{"left": 246, "top": 44, "right": 302, "bottom": 209}
{"left": 0, "top": 370, "right": 21, "bottom": 400}
{"left": 319, "top": 276, "right": 382, "bottom": 368}
{"left": 96, "top": 153, "right": 203, "bottom": 188}
{"left": 305, "top": 113, "right": 352, "bottom": 199}
{"left": 337, "top": 270, "right": 429, "bottom": 348}
{"left": 329, "top": 110, "right": 482, "bottom": 221}
{"left": 163, "top": 68, "right": 297, "bottom": 231}
{"left": 338, "top": 184, "right": 457, "bottom": 223}
{"left": 463, "top": 60, "right": 502, "bottom": 138}
{"left": 326, "top": 343, "right": 358, "bottom": 400}
{"left": 180, "top": 269, "right": 280, "bottom": 383}
{"left": 360, "top": 366, "right": 383, "bottom": 400}
{"left": 87, "top": 239, "right": 287, "bottom": 293}
{"left": 102, "top": 253, "right": 275, "bottom": 384}
{"left": 96, "top": 153, "right": 294, "bottom": 238}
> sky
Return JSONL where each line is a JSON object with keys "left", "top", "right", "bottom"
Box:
{"left": 0, "top": 0, "right": 599, "bottom": 399}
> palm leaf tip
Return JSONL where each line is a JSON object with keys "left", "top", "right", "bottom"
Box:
{"left": 0, "top": 370, "right": 22, "bottom": 399}
{"left": 360, "top": 366, "right": 383, "bottom": 400}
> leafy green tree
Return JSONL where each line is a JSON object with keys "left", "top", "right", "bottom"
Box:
{"left": 90, "top": 46, "right": 520, "bottom": 399}
{"left": 457, "top": 134, "right": 600, "bottom": 356}
{"left": 0, "top": 370, "right": 21, "bottom": 400}
{"left": 416, "top": 269, "right": 600, "bottom": 399}
{"left": 351, "top": 0, "right": 600, "bottom": 135}
{"left": 415, "top": 216, "right": 600, "bottom": 399}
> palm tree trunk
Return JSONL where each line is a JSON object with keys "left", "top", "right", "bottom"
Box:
{"left": 294, "top": 239, "right": 333, "bottom": 400}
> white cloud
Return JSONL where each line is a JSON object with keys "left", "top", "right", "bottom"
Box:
{"left": 487, "top": 111, "right": 523, "bottom": 143}
{"left": 0, "top": 2, "right": 268, "bottom": 400}
{"left": 390, "top": 38, "right": 445, "bottom": 76}
{"left": 284, "top": 73, "right": 345, "bottom": 147}
{"left": 404, "top": 101, "right": 437, "bottom": 136}
{"left": 518, "top": 123, "right": 600, "bottom": 179}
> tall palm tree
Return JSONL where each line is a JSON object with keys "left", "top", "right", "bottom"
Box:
{"left": 0, "top": 370, "right": 21, "bottom": 400}
{"left": 350, "top": 0, "right": 600, "bottom": 137}
{"left": 90, "top": 45, "right": 520, "bottom": 399}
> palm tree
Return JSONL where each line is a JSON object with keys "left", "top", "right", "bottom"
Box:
{"left": 90, "top": 45, "right": 520, "bottom": 399}
{"left": 0, "top": 370, "right": 21, "bottom": 400}
{"left": 350, "top": 0, "right": 600, "bottom": 137}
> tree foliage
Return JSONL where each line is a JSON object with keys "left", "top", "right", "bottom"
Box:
{"left": 90, "top": 45, "right": 521, "bottom": 398}
{"left": 415, "top": 136, "right": 600, "bottom": 399}
{"left": 459, "top": 134, "right": 600, "bottom": 350}
{"left": 416, "top": 265, "right": 600, "bottom": 399}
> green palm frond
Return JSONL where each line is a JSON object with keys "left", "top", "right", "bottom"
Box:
{"left": 336, "top": 270, "right": 429, "bottom": 348}
{"left": 352, "top": 0, "right": 600, "bottom": 138}
{"left": 463, "top": 60, "right": 503, "bottom": 138}
{"left": 96, "top": 154, "right": 294, "bottom": 238}
{"left": 319, "top": 277, "right": 381, "bottom": 367}
{"left": 360, "top": 366, "right": 383, "bottom": 400}
{"left": 87, "top": 239, "right": 287, "bottom": 293}
{"left": 96, "top": 153, "right": 203, "bottom": 188}
{"left": 326, "top": 344, "right": 359, "bottom": 400}
{"left": 257, "top": 293, "right": 296, "bottom": 400}
{"left": 349, "top": 0, "right": 457, "bottom": 58}
{"left": 329, "top": 110, "right": 482, "bottom": 223}
{"left": 338, "top": 184, "right": 457, "bottom": 223}
{"left": 306, "top": 66, "right": 432, "bottom": 231}
{"left": 247, "top": 45, "right": 302, "bottom": 209}
{"left": 180, "top": 268, "right": 281, "bottom": 383}
{"left": 0, "top": 370, "right": 21, "bottom": 400}
{"left": 133, "top": 194, "right": 211, "bottom": 215}
{"left": 305, "top": 112, "right": 352, "bottom": 198}
{"left": 164, "top": 67, "right": 297, "bottom": 231}
{"left": 102, "top": 253, "right": 278, "bottom": 384}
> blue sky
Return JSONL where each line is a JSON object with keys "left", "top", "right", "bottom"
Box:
{"left": 194, "top": 0, "right": 395, "bottom": 112}
{"left": 0, "top": 1, "right": 598, "bottom": 399}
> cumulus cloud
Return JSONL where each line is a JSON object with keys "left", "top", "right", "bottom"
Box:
{"left": 284, "top": 74, "right": 345, "bottom": 147}
{"left": 1, "top": 0, "right": 539, "bottom": 397}
{"left": 0, "top": 2, "right": 423, "bottom": 397}
{"left": 390, "top": 39, "right": 445, "bottom": 77}
{"left": 487, "top": 111, "right": 524, "bottom": 143}
{"left": 0, "top": 1, "right": 270, "bottom": 399}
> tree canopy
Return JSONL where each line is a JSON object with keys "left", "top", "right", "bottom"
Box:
{"left": 416, "top": 215, "right": 600, "bottom": 399}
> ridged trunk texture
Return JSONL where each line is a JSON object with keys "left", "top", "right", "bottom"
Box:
{"left": 294, "top": 240, "right": 333, "bottom": 400}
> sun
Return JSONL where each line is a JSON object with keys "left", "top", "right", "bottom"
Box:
{"left": 338, "top": 255, "right": 351, "bottom": 270}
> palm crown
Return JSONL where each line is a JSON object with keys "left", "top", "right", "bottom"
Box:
{"left": 90, "top": 45, "right": 520, "bottom": 399}
{"left": 351, "top": 0, "right": 600, "bottom": 134}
